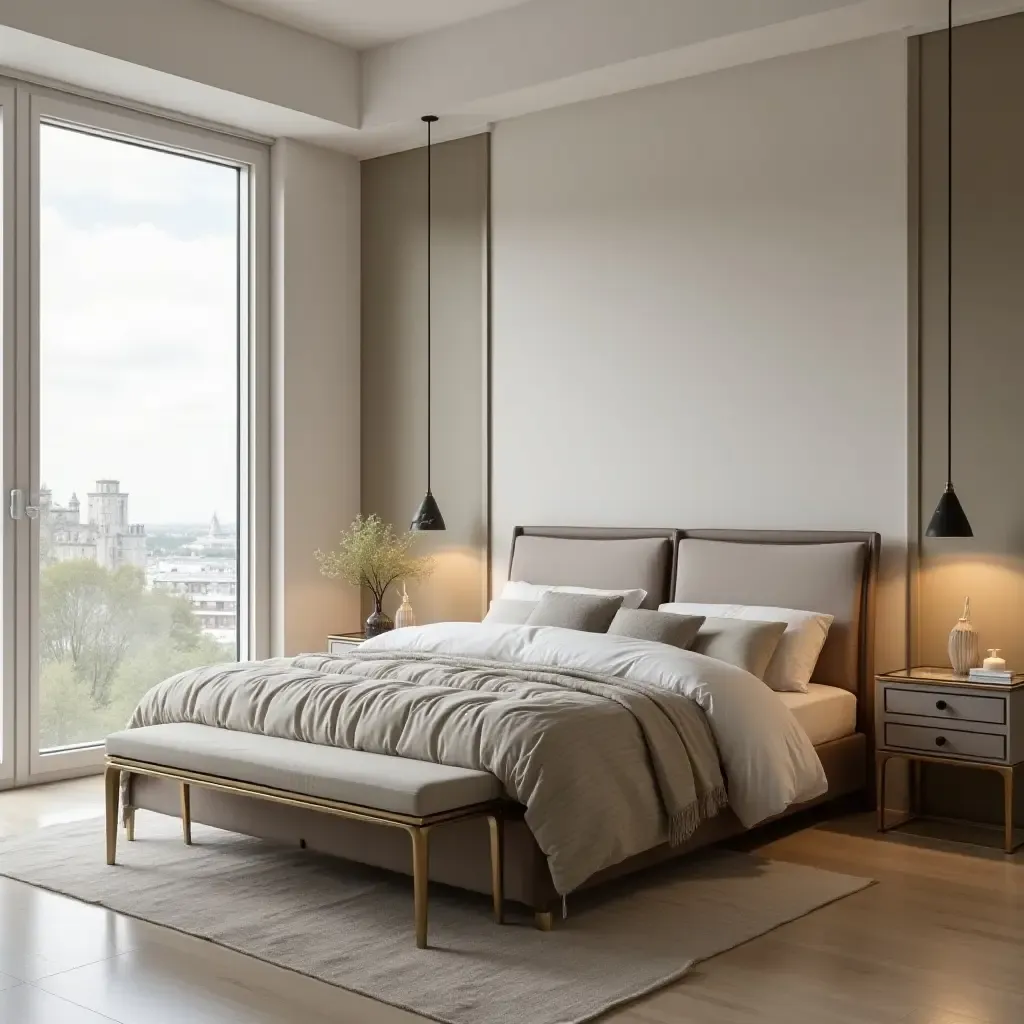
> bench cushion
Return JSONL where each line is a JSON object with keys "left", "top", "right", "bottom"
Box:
{"left": 106, "top": 724, "right": 503, "bottom": 818}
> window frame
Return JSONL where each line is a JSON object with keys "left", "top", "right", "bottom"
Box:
{"left": 1, "top": 83, "right": 270, "bottom": 785}
{"left": 0, "top": 84, "right": 16, "bottom": 788}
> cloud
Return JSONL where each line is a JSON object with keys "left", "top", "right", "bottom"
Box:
{"left": 40, "top": 125, "right": 241, "bottom": 525}
{"left": 41, "top": 125, "right": 234, "bottom": 209}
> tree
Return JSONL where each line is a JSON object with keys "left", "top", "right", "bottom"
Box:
{"left": 39, "top": 561, "right": 144, "bottom": 704}
{"left": 38, "top": 659, "right": 101, "bottom": 749}
{"left": 38, "top": 559, "right": 234, "bottom": 749}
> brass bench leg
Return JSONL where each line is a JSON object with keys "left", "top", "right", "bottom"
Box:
{"left": 104, "top": 765, "right": 120, "bottom": 866}
{"left": 410, "top": 826, "right": 430, "bottom": 948}
{"left": 125, "top": 808, "right": 136, "bottom": 842}
{"left": 488, "top": 814, "right": 504, "bottom": 924}
{"left": 534, "top": 909, "right": 554, "bottom": 932}
{"left": 180, "top": 783, "right": 192, "bottom": 846}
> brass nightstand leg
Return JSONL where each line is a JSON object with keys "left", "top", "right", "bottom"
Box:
{"left": 1002, "top": 766, "right": 1014, "bottom": 855}
{"left": 875, "top": 753, "right": 889, "bottom": 831}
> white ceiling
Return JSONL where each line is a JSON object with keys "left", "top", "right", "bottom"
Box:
{"left": 215, "top": 0, "right": 533, "bottom": 49}
{"left": 7, "top": 0, "right": 1024, "bottom": 160}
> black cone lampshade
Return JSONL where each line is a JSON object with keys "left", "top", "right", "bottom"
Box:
{"left": 411, "top": 490, "right": 446, "bottom": 532}
{"left": 926, "top": 484, "right": 972, "bottom": 538}
{"left": 926, "top": 0, "right": 972, "bottom": 539}
{"left": 411, "top": 114, "right": 446, "bottom": 532}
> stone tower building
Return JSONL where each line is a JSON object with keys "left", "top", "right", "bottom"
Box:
{"left": 41, "top": 480, "right": 147, "bottom": 571}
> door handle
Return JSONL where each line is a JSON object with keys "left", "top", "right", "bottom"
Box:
{"left": 9, "top": 489, "right": 40, "bottom": 520}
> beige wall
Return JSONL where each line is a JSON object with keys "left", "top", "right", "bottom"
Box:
{"left": 491, "top": 36, "right": 911, "bottom": 671}
{"left": 360, "top": 133, "right": 489, "bottom": 626}
{"left": 913, "top": 15, "right": 1024, "bottom": 823}
{"left": 916, "top": 13, "right": 1024, "bottom": 671}
{"left": 271, "top": 139, "right": 361, "bottom": 654}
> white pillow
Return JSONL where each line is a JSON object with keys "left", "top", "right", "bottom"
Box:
{"left": 658, "top": 602, "right": 833, "bottom": 694}
{"left": 482, "top": 598, "right": 537, "bottom": 625}
{"left": 502, "top": 580, "right": 647, "bottom": 610}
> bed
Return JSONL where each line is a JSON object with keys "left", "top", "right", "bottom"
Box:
{"left": 126, "top": 526, "right": 879, "bottom": 915}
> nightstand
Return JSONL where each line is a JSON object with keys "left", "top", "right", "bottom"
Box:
{"left": 327, "top": 632, "right": 366, "bottom": 654}
{"left": 875, "top": 667, "right": 1024, "bottom": 853}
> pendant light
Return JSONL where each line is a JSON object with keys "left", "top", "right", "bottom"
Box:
{"left": 926, "top": 0, "right": 972, "bottom": 538}
{"left": 411, "top": 114, "right": 447, "bottom": 532}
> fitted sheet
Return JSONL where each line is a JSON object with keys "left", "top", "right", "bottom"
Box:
{"left": 778, "top": 683, "right": 857, "bottom": 746}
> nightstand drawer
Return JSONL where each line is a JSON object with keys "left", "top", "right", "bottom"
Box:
{"left": 884, "top": 722, "right": 1006, "bottom": 761}
{"left": 883, "top": 686, "right": 1006, "bottom": 725}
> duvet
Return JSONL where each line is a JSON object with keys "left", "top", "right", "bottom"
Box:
{"left": 125, "top": 622, "right": 827, "bottom": 894}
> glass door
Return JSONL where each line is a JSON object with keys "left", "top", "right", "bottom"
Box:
{"left": 13, "top": 91, "right": 267, "bottom": 782}
{"left": 0, "top": 86, "right": 15, "bottom": 789}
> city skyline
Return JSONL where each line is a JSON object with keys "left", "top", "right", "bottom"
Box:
{"left": 42, "top": 482, "right": 237, "bottom": 531}
{"left": 40, "top": 477, "right": 239, "bottom": 649}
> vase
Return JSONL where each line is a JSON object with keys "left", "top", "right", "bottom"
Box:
{"left": 948, "top": 597, "right": 980, "bottom": 675}
{"left": 365, "top": 598, "right": 394, "bottom": 640}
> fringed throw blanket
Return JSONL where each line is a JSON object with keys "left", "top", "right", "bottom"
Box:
{"left": 123, "top": 647, "right": 727, "bottom": 895}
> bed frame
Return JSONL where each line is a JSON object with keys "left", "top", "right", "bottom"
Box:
{"left": 130, "top": 526, "right": 880, "bottom": 920}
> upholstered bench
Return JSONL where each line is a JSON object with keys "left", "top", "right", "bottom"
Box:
{"left": 104, "top": 724, "right": 505, "bottom": 948}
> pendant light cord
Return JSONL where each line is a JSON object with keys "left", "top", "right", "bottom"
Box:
{"left": 426, "top": 115, "right": 433, "bottom": 492}
{"left": 946, "top": 0, "right": 953, "bottom": 486}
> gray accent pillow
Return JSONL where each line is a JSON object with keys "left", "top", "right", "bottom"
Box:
{"left": 483, "top": 598, "right": 538, "bottom": 625}
{"left": 690, "top": 617, "right": 788, "bottom": 679}
{"left": 525, "top": 591, "right": 624, "bottom": 632}
{"left": 607, "top": 609, "right": 705, "bottom": 649}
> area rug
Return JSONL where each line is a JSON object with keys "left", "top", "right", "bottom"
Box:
{"left": 0, "top": 816, "right": 871, "bottom": 1024}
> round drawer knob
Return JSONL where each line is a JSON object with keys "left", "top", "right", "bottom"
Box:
{"left": 936, "top": 699, "right": 948, "bottom": 711}
{"left": 935, "top": 736, "right": 947, "bottom": 747}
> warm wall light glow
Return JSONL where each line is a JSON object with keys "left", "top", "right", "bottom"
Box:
{"left": 376, "top": 544, "right": 487, "bottom": 625}
{"left": 917, "top": 552, "right": 1024, "bottom": 669}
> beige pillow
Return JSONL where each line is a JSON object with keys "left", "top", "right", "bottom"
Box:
{"left": 607, "top": 609, "right": 705, "bottom": 649}
{"left": 483, "top": 598, "right": 537, "bottom": 625}
{"left": 525, "top": 591, "right": 623, "bottom": 632}
{"left": 689, "top": 618, "right": 788, "bottom": 679}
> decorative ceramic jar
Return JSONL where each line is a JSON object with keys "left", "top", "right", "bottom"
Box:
{"left": 395, "top": 585, "right": 416, "bottom": 629}
{"left": 948, "top": 597, "right": 980, "bottom": 675}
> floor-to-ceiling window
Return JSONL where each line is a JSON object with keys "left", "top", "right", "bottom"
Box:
{"left": 1, "top": 85, "right": 267, "bottom": 786}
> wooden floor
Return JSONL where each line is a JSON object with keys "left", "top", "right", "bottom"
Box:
{"left": 0, "top": 778, "right": 1022, "bottom": 1023}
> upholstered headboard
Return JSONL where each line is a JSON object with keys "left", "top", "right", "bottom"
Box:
{"left": 506, "top": 527, "right": 675, "bottom": 610}
{"left": 673, "top": 531, "right": 879, "bottom": 741}
{"left": 674, "top": 531, "right": 879, "bottom": 696}
{"left": 505, "top": 526, "right": 880, "bottom": 738}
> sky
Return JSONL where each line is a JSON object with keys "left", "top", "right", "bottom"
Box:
{"left": 40, "top": 125, "right": 240, "bottom": 526}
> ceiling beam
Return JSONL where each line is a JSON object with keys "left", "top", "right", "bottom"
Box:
{"left": 2, "top": 0, "right": 1024, "bottom": 157}
{"left": 0, "top": 0, "right": 359, "bottom": 129}
{"left": 361, "top": 0, "right": 1024, "bottom": 141}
